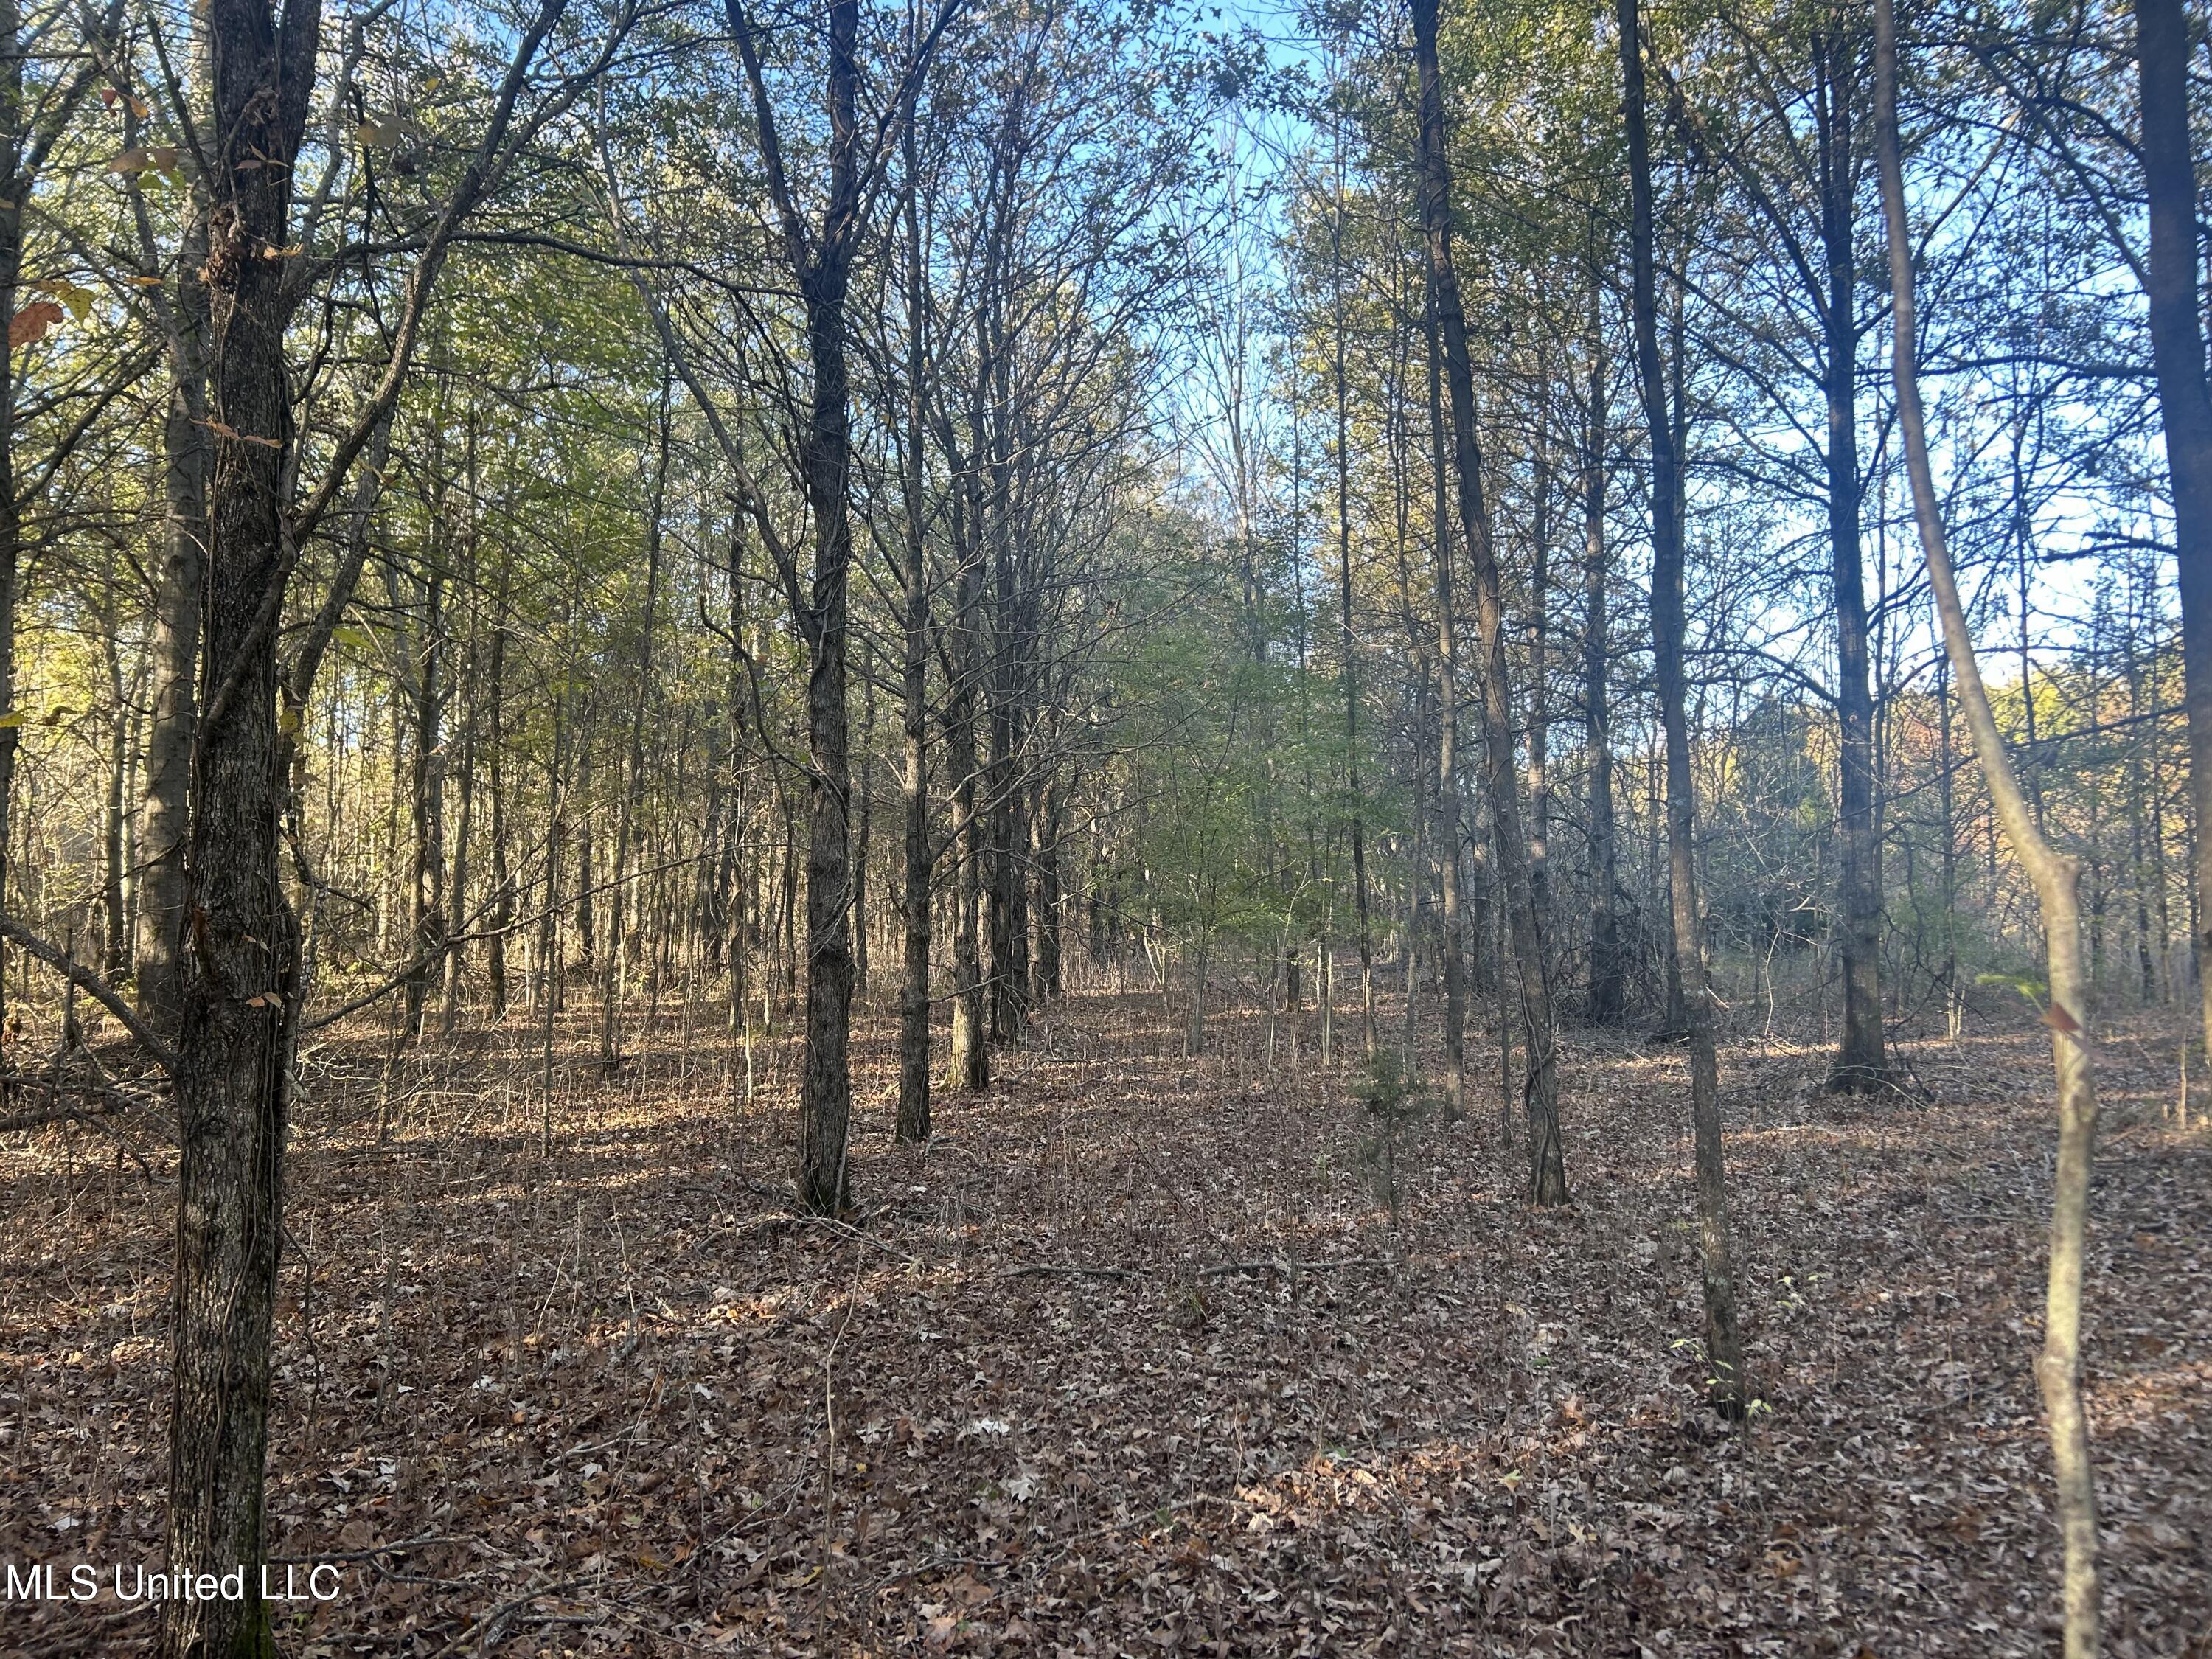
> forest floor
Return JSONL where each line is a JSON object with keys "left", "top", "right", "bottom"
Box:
{"left": 2, "top": 984, "right": 2209, "bottom": 1658}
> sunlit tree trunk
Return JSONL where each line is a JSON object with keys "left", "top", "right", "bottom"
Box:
{"left": 2135, "top": 0, "right": 2212, "bottom": 1070}
{"left": 1877, "top": 8, "right": 2101, "bottom": 1645}
{"left": 1411, "top": 0, "right": 1565, "bottom": 1202}
{"left": 1620, "top": 0, "right": 1746, "bottom": 1415}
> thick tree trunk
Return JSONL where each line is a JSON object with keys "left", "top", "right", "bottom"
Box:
{"left": 1876, "top": 10, "right": 2101, "bottom": 1646}
{"left": 783, "top": 0, "right": 865, "bottom": 1211}
{"left": 1411, "top": 0, "right": 1565, "bottom": 1203}
{"left": 135, "top": 254, "right": 209, "bottom": 1028}
{"left": 2135, "top": 0, "right": 2212, "bottom": 1071}
{"left": 1621, "top": 0, "right": 1746, "bottom": 1416}
{"left": 1819, "top": 39, "right": 1890, "bottom": 1093}
{"left": 160, "top": 2, "right": 321, "bottom": 1649}
{"left": 796, "top": 284, "right": 859, "bottom": 1209}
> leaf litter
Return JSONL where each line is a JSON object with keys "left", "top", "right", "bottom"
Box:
{"left": 1, "top": 992, "right": 2206, "bottom": 1655}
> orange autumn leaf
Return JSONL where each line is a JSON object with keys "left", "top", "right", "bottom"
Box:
{"left": 8, "top": 300, "right": 64, "bottom": 347}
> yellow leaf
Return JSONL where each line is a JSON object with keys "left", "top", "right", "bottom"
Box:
{"left": 108, "top": 147, "right": 153, "bottom": 174}
{"left": 0, "top": 711, "right": 27, "bottom": 728}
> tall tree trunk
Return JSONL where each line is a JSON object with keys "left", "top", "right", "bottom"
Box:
{"left": 1332, "top": 170, "right": 1377, "bottom": 1059}
{"left": 773, "top": 0, "right": 865, "bottom": 1216}
{"left": 897, "top": 481, "right": 933, "bottom": 1135}
{"left": 1620, "top": 0, "right": 1746, "bottom": 1416}
{"left": 1426, "top": 273, "right": 1467, "bottom": 1114}
{"left": 1819, "top": 36, "right": 1890, "bottom": 1092}
{"left": 134, "top": 231, "right": 209, "bottom": 1029}
{"left": 947, "top": 511, "right": 990, "bottom": 1093}
{"left": 0, "top": 0, "right": 26, "bottom": 1012}
{"left": 161, "top": 1, "right": 321, "bottom": 1648}
{"left": 484, "top": 551, "right": 512, "bottom": 1020}
{"left": 1033, "top": 771, "right": 1062, "bottom": 1002}
{"left": 102, "top": 620, "right": 129, "bottom": 980}
{"left": 1411, "top": 0, "right": 1565, "bottom": 1203}
{"left": 2135, "top": 0, "right": 2212, "bottom": 1070}
{"left": 1528, "top": 383, "right": 1552, "bottom": 933}
{"left": 1876, "top": 10, "right": 2101, "bottom": 1646}
{"left": 601, "top": 384, "right": 669, "bottom": 1068}
{"left": 403, "top": 539, "right": 446, "bottom": 1043}
{"left": 442, "top": 420, "right": 481, "bottom": 1034}
{"left": 852, "top": 691, "right": 873, "bottom": 995}
{"left": 1582, "top": 316, "right": 1626, "bottom": 1023}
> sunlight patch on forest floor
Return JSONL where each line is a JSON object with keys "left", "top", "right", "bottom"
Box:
{"left": 2, "top": 991, "right": 2207, "bottom": 1655}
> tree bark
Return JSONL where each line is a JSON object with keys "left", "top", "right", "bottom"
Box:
{"left": 947, "top": 497, "right": 990, "bottom": 1093}
{"left": 134, "top": 223, "right": 210, "bottom": 1029}
{"left": 897, "top": 153, "right": 934, "bottom": 1140}
{"left": 1331, "top": 164, "right": 1377, "bottom": 1059}
{"left": 2135, "top": 0, "right": 2212, "bottom": 1071}
{"left": 1620, "top": 0, "right": 1746, "bottom": 1416}
{"left": 1582, "top": 315, "right": 1626, "bottom": 1024}
{"left": 1411, "top": 0, "right": 1565, "bottom": 1203}
{"left": 600, "top": 383, "right": 669, "bottom": 1067}
{"left": 1425, "top": 272, "right": 1467, "bottom": 1114}
{"left": 1877, "top": 7, "right": 2101, "bottom": 1646}
{"left": 1818, "top": 35, "right": 1889, "bottom": 1093}
{"left": 403, "top": 524, "right": 447, "bottom": 1043}
{"left": 159, "top": 1, "right": 322, "bottom": 1649}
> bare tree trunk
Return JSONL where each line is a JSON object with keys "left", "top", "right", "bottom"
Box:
{"left": 159, "top": 5, "right": 322, "bottom": 1649}
{"left": 1582, "top": 308, "right": 1626, "bottom": 1024}
{"left": 947, "top": 512, "right": 990, "bottom": 1093}
{"left": 133, "top": 228, "right": 209, "bottom": 1029}
{"left": 1621, "top": 0, "right": 1745, "bottom": 1415}
{"left": 1528, "top": 383, "right": 1552, "bottom": 933}
{"left": 101, "top": 615, "right": 129, "bottom": 980}
{"left": 403, "top": 535, "right": 446, "bottom": 1043}
{"left": 853, "top": 689, "right": 874, "bottom": 995}
{"left": 2135, "top": 0, "right": 2212, "bottom": 1072}
{"left": 1876, "top": 10, "right": 2101, "bottom": 1646}
{"left": 484, "top": 551, "right": 513, "bottom": 1020}
{"left": 1425, "top": 274, "right": 1467, "bottom": 1115}
{"left": 601, "top": 383, "right": 669, "bottom": 1068}
{"left": 1331, "top": 161, "right": 1377, "bottom": 1059}
{"left": 1411, "top": 0, "right": 1565, "bottom": 1203}
{"left": 897, "top": 151, "right": 934, "bottom": 1141}
{"left": 442, "top": 420, "right": 481, "bottom": 1034}
{"left": 1818, "top": 35, "right": 1889, "bottom": 1093}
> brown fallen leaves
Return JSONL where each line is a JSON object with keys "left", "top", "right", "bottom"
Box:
{"left": 1, "top": 990, "right": 2208, "bottom": 1656}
